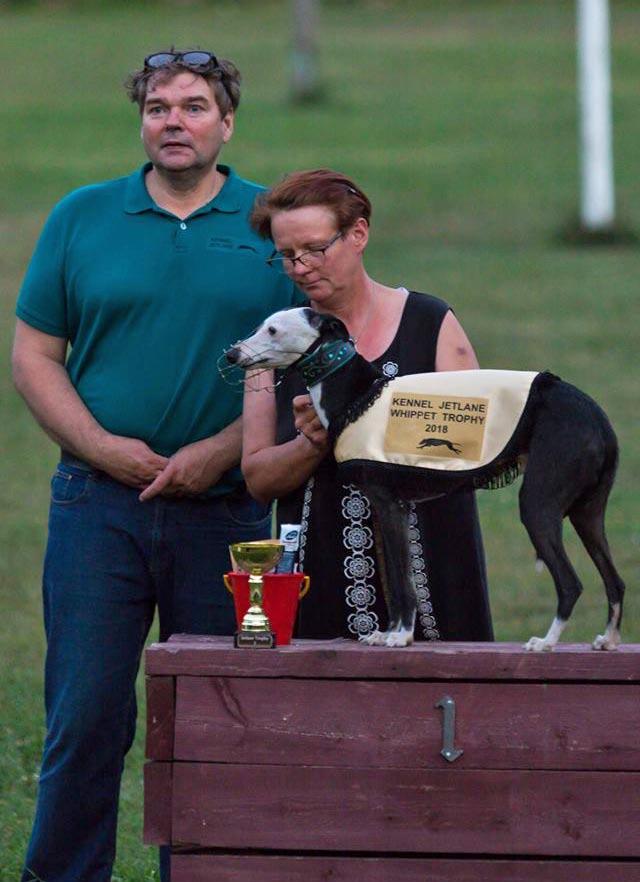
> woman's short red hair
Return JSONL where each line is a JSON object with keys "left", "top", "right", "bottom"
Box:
{"left": 251, "top": 168, "right": 372, "bottom": 239}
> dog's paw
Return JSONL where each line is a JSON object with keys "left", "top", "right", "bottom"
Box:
{"left": 592, "top": 632, "right": 620, "bottom": 651}
{"left": 384, "top": 628, "right": 414, "bottom": 648}
{"left": 524, "top": 636, "right": 555, "bottom": 652}
{"left": 361, "top": 628, "right": 414, "bottom": 647}
{"left": 361, "top": 630, "right": 388, "bottom": 646}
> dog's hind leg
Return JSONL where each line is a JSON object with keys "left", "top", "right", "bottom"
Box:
{"left": 520, "top": 490, "right": 584, "bottom": 652}
{"left": 363, "top": 491, "right": 416, "bottom": 648}
{"left": 568, "top": 475, "right": 625, "bottom": 650}
{"left": 518, "top": 384, "right": 620, "bottom": 652}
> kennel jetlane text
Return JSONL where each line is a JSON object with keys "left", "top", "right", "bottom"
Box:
{"left": 385, "top": 393, "right": 489, "bottom": 461}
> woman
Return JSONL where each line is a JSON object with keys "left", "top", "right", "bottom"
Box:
{"left": 242, "top": 169, "right": 493, "bottom": 642}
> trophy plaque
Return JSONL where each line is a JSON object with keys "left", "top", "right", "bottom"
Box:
{"left": 230, "top": 540, "right": 284, "bottom": 648}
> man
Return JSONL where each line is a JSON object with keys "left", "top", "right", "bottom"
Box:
{"left": 13, "top": 50, "right": 301, "bottom": 882}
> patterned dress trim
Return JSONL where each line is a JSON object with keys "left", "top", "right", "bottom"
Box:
{"left": 408, "top": 503, "right": 441, "bottom": 640}
{"left": 341, "top": 485, "right": 380, "bottom": 638}
{"left": 297, "top": 476, "right": 314, "bottom": 572}
{"left": 337, "top": 359, "right": 440, "bottom": 642}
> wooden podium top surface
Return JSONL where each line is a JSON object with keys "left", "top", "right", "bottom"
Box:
{"left": 146, "top": 635, "right": 640, "bottom": 682}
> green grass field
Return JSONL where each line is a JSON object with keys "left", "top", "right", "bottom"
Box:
{"left": 1, "top": 1, "right": 638, "bottom": 878}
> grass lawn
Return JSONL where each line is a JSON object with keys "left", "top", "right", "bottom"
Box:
{"left": 1, "top": 1, "right": 638, "bottom": 879}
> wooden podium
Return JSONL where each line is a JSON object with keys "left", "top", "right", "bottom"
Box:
{"left": 144, "top": 636, "right": 640, "bottom": 881}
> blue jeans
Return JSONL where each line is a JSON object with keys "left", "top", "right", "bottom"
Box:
{"left": 22, "top": 460, "right": 271, "bottom": 882}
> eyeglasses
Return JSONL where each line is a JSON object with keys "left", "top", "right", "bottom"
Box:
{"left": 267, "top": 232, "right": 343, "bottom": 275}
{"left": 144, "top": 51, "right": 220, "bottom": 71}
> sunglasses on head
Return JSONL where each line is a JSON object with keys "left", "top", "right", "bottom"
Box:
{"left": 144, "top": 51, "right": 220, "bottom": 71}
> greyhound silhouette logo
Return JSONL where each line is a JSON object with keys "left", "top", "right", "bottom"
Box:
{"left": 384, "top": 392, "right": 489, "bottom": 461}
{"left": 417, "top": 438, "right": 462, "bottom": 455}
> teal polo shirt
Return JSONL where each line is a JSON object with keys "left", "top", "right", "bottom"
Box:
{"left": 17, "top": 163, "right": 304, "bottom": 494}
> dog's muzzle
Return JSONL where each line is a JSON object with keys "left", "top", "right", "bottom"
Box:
{"left": 217, "top": 346, "right": 250, "bottom": 388}
{"left": 217, "top": 345, "right": 280, "bottom": 390}
{"left": 224, "top": 346, "right": 241, "bottom": 365}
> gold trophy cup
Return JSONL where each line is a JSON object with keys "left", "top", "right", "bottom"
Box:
{"left": 230, "top": 540, "right": 284, "bottom": 648}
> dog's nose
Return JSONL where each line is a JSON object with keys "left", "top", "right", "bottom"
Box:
{"left": 224, "top": 347, "right": 241, "bottom": 364}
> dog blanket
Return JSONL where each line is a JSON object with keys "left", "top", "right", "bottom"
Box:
{"left": 334, "top": 369, "right": 544, "bottom": 487}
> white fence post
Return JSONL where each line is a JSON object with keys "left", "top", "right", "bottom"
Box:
{"left": 291, "top": 0, "right": 320, "bottom": 102}
{"left": 577, "top": 0, "right": 615, "bottom": 230}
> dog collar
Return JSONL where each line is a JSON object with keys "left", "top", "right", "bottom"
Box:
{"left": 297, "top": 339, "right": 357, "bottom": 388}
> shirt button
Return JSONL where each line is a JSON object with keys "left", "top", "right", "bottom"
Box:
{"left": 180, "top": 222, "right": 187, "bottom": 230}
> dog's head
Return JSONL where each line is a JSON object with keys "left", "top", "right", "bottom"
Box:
{"left": 224, "top": 307, "right": 350, "bottom": 370}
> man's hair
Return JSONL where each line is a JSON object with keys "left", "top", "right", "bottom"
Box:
{"left": 251, "top": 169, "right": 372, "bottom": 239}
{"left": 125, "top": 52, "right": 241, "bottom": 116}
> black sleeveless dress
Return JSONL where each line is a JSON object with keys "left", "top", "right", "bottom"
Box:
{"left": 275, "top": 291, "right": 494, "bottom": 642}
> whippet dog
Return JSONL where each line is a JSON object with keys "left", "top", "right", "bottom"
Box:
{"left": 225, "top": 307, "right": 625, "bottom": 651}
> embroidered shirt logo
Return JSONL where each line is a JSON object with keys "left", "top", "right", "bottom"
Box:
{"left": 207, "top": 237, "right": 234, "bottom": 249}
{"left": 207, "top": 238, "right": 259, "bottom": 252}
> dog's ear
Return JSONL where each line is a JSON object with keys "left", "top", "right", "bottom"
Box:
{"left": 323, "top": 316, "right": 350, "bottom": 341}
{"left": 305, "top": 309, "right": 350, "bottom": 341}
{"left": 304, "top": 308, "right": 324, "bottom": 330}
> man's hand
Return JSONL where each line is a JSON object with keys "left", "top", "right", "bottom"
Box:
{"left": 138, "top": 437, "right": 227, "bottom": 502}
{"left": 96, "top": 436, "right": 169, "bottom": 489}
{"left": 293, "top": 394, "right": 329, "bottom": 450}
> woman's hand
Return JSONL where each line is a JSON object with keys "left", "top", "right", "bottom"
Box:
{"left": 293, "top": 394, "right": 330, "bottom": 450}
{"left": 241, "top": 372, "right": 329, "bottom": 503}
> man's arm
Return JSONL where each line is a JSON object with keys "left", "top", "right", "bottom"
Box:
{"left": 12, "top": 319, "right": 169, "bottom": 487}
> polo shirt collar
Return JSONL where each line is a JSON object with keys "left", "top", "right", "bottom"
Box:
{"left": 210, "top": 165, "right": 242, "bottom": 213}
{"left": 124, "top": 162, "right": 242, "bottom": 215}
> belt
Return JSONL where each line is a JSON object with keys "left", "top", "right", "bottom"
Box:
{"left": 60, "top": 451, "right": 96, "bottom": 472}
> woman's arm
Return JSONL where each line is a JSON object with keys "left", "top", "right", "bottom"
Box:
{"left": 434, "top": 310, "right": 480, "bottom": 371}
{"left": 241, "top": 370, "right": 329, "bottom": 504}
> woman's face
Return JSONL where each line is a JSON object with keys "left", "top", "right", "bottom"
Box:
{"left": 270, "top": 205, "right": 367, "bottom": 307}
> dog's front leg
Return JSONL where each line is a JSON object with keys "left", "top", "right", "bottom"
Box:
{"left": 363, "top": 490, "right": 416, "bottom": 648}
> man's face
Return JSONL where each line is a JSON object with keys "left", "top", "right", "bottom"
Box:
{"left": 141, "top": 71, "right": 234, "bottom": 174}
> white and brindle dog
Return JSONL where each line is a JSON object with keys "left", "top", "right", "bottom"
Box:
{"left": 225, "top": 307, "right": 625, "bottom": 651}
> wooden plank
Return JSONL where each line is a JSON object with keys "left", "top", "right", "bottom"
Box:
{"left": 171, "top": 765, "right": 640, "bottom": 857}
{"left": 143, "top": 762, "right": 172, "bottom": 844}
{"left": 171, "top": 854, "right": 640, "bottom": 882}
{"left": 146, "top": 637, "right": 640, "bottom": 681}
{"left": 173, "top": 677, "right": 640, "bottom": 770}
{"left": 145, "top": 676, "right": 175, "bottom": 760}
